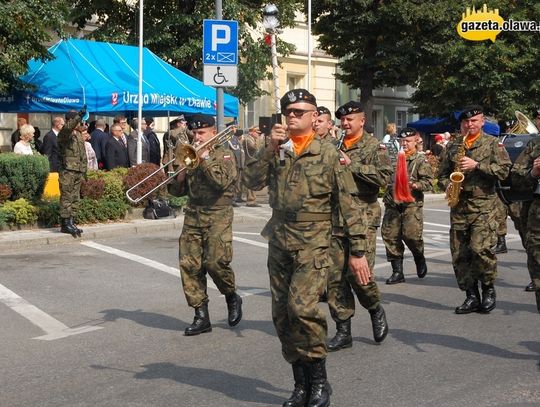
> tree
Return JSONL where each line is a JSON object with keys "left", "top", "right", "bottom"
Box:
{"left": 0, "top": 0, "right": 69, "bottom": 94}
{"left": 70, "top": 0, "right": 302, "bottom": 105}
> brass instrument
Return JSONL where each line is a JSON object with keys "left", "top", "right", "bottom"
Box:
{"left": 446, "top": 131, "right": 469, "bottom": 208}
{"left": 125, "top": 125, "right": 235, "bottom": 204}
{"left": 507, "top": 110, "right": 538, "bottom": 134}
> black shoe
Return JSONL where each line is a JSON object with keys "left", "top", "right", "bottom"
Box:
{"left": 525, "top": 281, "right": 535, "bottom": 292}
{"left": 369, "top": 305, "right": 388, "bottom": 343}
{"left": 184, "top": 303, "right": 212, "bottom": 336}
{"left": 306, "top": 359, "right": 332, "bottom": 407}
{"left": 282, "top": 362, "right": 309, "bottom": 407}
{"left": 455, "top": 284, "right": 481, "bottom": 314}
{"left": 69, "top": 217, "right": 83, "bottom": 236}
{"left": 414, "top": 255, "right": 427, "bottom": 278}
{"left": 479, "top": 283, "right": 496, "bottom": 313}
{"left": 232, "top": 201, "right": 241, "bottom": 207}
{"left": 493, "top": 236, "right": 507, "bottom": 254}
{"left": 60, "top": 218, "right": 78, "bottom": 237}
{"left": 236, "top": 198, "right": 246, "bottom": 203}
{"left": 226, "top": 293, "right": 243, "bottom": 326}
{"left": 327, "top": 319, "right": 352, "bottom": 352}
{"left": 386, "top": 259, "right": 404, "bottom": 284}
{"left": 318, "top": 290, "right": 328, "bottom": 303}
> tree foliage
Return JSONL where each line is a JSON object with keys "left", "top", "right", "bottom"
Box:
{"left": 0, "top": 0, "right": 69, "bottom": 93}
{"left": 70, "top": 0, "right": 302, "bottom": 105}
{"left": 310, "top": 0, "right": 540, "bottom": 120}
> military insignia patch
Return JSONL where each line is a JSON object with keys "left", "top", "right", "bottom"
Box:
{"left": 287, "top": 92, "right": 297, "bottom": 103}
{"left": 223, "top": 154, "right": 231, "bottom": 160}
{"left": 379, "top": 144, "right": 387, "bottom": 150}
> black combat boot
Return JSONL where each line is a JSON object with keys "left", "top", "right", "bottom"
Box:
{"left": 282, "top": 362, "right": 309, "bottom": 407}
{"left": 455, "top": 283, "right": 481, "bottom": 314}
{"left": 225, "top": 293, "right": 243, "bottom": 326}
{"left": 60, "top": 218, "right": 78, "bottom": 237}
{"left": 525, "top": 281, "right": 535, "bottom": 292}
{"left": 493, "top": 235, "right": 507, "bottom": 254}
{"left": 69, "top": 217, "right": 83, "bottom": 236}
{"left": 318, "top": 290, "right": 328, "bottom": 303}
{"left": 414, "top": 254, "right": 427, "bottom": 278}
{"left": 386, "top": 259, "right": 405, "bottom": 284}
{"left": 479, "top": 283, "right": 496, "bottom": 313}
{"left": 369, "top": 305, "right": 389, "bottom": 343}
{"left": 306, "top": 359, "right": 332, "bottom": 407}
{"left": 327, "top": 318, "right": 352, "bottom": 352}
{"left": 184, "top": 303, "right": 212, "bottom": 336}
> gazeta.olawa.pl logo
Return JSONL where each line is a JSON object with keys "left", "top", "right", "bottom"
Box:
{"left": 457, "top": 4, "right": 540, "bottom": 42}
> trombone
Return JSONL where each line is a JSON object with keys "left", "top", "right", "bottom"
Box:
{"left": 125, "top": 125, "right": 236, "bottom": 204}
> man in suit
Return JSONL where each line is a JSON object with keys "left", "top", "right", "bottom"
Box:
{"left": 127, "top": 118, "right": 150, "bottom": 166}
{"left": 144, "top": 117, "right": 161, "bottom": 166}
{"left": 105, "top": 124, "right": 130, "bottom": 170}
{"left": 90, "top": 118, "right": 109, "bottom": 169}
{"left": 40, "top": 116, "right": 65, "bottom": 172}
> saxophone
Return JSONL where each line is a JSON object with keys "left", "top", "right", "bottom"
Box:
{"left": 446, "top": 132, "right": 469, "bottom": 208}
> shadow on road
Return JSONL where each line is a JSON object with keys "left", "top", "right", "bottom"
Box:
{"left": 99, "top": 309, "right": 186, "bottom": 331}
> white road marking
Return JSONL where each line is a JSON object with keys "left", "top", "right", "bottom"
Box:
{"left": 0, "top": 283, "right": 102, "bottom": 341}
{"left": 424, "top": 208, "right": 450, "bottom": 213}
{"left": 424, "top": 221, "right": 451, "bottom": 228}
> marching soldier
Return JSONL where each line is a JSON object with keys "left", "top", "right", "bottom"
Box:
{"left": 382, "top": 127, "right": 434, "bottom": 284}
{"left": 438, "top": 105, "right": 511, "bottom": 314}
{"left": 243, "top": 89, "right": 370, "bottom": 407}
{"left": 176, "top": 114, "right": 243, "bottom": 336}
{"left": 492, "top": 197, "right": 509, "bottom": 253}
{"left": 510, "top": 136, "right": 540, "bottom": 312}
{"left": 326, "top": 101, "right": 392, "bottom": 352}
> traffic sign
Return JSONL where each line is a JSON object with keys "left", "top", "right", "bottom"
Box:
{"left": 203, "top": 19, "right": 239, "bottom": 65}
{"left": 203, "top": 65, "right": 238, "bottom": 87}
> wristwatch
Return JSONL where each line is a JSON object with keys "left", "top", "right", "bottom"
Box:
{"left": 350, "top": 250, "right": 365, "bottom": 258}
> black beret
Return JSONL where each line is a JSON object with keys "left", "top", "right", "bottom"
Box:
{"left": 188, "top": 114, "right": 215, "bottom": 130}
{"left": 335, "top": 101, "right": 363, "bottom": 119}
{"left": 533, "top": 107, "right": 540, "bottom": 119}
{"left": 397, "top": 127, "right": 418, "bottom": 138}
{"left": 459, "top": 105, "right": 483, "bottom": 121}
{"left": 317, "top": 106, "right": 331, "bottom": 117}
{"left": 280, "top": 88, "right": 317, "bottom": 112}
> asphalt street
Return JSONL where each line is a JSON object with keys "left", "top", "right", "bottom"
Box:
{"left": 0, "top": 200, "right": 538, "bottom": 407}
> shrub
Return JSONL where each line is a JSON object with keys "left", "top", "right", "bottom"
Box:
{"left": 36, "top": 199, "right": 61, "bottom": 228}
{"left": 0, "top": 210, "right": 9, "bottom": 227}
{"left": 86, "top": 169, "right": 125, "bottom": 201}
{"left": 0, "top": 198, "right": 38, "bottom": 225}
{"left": 0, "top": 153, "right": 49, "bottom": 201}
{"left": 75, "top": 197, "right": 128, "bottom": 224}
{"left": 168, "top": 195, "right": 188, "bottom": 208}
{"left": 80, "top": 178, "right": 106, "bottom": 200}
{"left": 0, "top": 183, "right": 12, "bottom": 203}
{"left": 123, "top": 163, "right": 167, "bottom": 206}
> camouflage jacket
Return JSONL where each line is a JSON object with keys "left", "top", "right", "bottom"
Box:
{"left": 57, "top": 114, "right": 87, "bottom": 173}
{"left": 243, "top": 135, "right": 368, "bottom": 252}
{"left": 510, "top": 137, "right": 540, "bottom": 195}
{"left": 383, "top": 151, "right": 434, "bottom": 208}
{"left": 438, "top": 131, "right": 511, "bottom": 213}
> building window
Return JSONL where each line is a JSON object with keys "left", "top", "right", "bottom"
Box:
{"left": 287, "top": 75, "right": 304, "bottom": 92}
{"left": 396, "top": 110, "right": 407, "bottom": 130}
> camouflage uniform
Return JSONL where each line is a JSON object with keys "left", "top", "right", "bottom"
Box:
{"left": 178, "top": 144, "right": 239, "bottom": 308}
{"left": 438, "top": 131, "right": 511, "bottom": 291}
{"left": 494, "top": 196, "right": 508, "bottom": 236}
{"left": 327, "top": 131, "right": 392, "bottom": 322}
{"left": 381, "top": 151, "right": 434, "bottom": 262}
{"left": 57, "top": 114, "right": 87, "bottom": 219}
{"left": 510, "top": 137, "right": 540, "bottom": 312}
{"left": 243, "top": 135, "right": 367, "bottom": 363}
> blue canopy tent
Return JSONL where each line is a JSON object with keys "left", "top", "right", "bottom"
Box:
{"left": 0, "top": 38, "right": 239, "bottom": 117}
{"left": 408, "top": 112, "right": 500, "bottom": 136}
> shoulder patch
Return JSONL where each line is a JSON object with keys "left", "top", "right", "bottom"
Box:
{"left": 223, "top": 154, "right": 231, "bottom": 160}
{"left": 339, "top": 157, "right": 346, "bottom": 165}
{"left": 498, "top": 142, "right": 504, "bottom": 147}
{"left": 379, "top": 143, "right": 387, "bottom": 150}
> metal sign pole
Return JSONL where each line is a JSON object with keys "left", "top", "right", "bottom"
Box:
{"left": 215, "top": 0, "right": 225, "bottom": 132}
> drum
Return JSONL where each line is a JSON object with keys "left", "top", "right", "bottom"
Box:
{"left": 497, "top": 133, "right": 538, "bottom": 204}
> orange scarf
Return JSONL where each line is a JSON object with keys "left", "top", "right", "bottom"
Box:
{"left": 343, "top": 133, "right": 363, "bottom": 149}
{"left": 405, "top": 148, "right": 416, "bottom": 157}
{"left": 290, "top": 131, "right": 317, "bottom": 156}
{"left": 464, "top": 132, "right": 481, "bottom": 149}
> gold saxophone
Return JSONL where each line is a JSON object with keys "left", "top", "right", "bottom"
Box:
{"left": 446, "top": 131, "right": 469, "bottom": 208}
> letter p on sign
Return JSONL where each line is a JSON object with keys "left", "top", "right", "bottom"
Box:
{"left": 211, "top": 25, "right": 230, "bottom": 51}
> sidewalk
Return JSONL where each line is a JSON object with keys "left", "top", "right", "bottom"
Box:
{"left": 0, "top": 193, "right": 446, "bottom": 251}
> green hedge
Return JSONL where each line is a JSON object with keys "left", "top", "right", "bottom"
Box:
{"left": 0, "top": 153, "right": 49, "bottom": 201}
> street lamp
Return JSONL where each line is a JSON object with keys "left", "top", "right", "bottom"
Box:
{"left": 263, "top": 4, "right": 280, "bottom": 114}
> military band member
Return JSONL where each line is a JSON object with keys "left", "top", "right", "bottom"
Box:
{"left": 326, "top": 101, "right": 392, "bottom": 352}
{"left": 243, "top": 89, "right": 370, "bottom": 407}
{"left": 438, "top": 105, "right": 511, "bottom": 314}
{"left": 510, "top": 136, "right": 540, "bottom": 312}
{"left": 382, "top": 128, "right": 434, "bottom": 283}
{"left": 176, "top": 114, "right": 243, "bottom": 336}
{"left": 314, "top": 106, "right": 335, "bottom": 142}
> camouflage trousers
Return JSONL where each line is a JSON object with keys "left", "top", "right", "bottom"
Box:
{"left": 507, "top": 200, "right": 530, "bottom": 248}
{"left": 59, "top": 169, "right": 83, "bottom": 219}
{"left": 327, "top": 235, "right": 381, "bottom": 323}
{"left": 450, "top": 211, "right": 498, "bottom": 290}
{"left": 381, "top": 205, "right": 425, "bottom": 260}
{"left": 525, "top": 199, "right": 540, "bottom": 312}
{"left": 179, "top": 221, "right": 236, "bottom": 308}
{"left": 494, "top": 197, "right": 508, "bottom": 236}
{"left": 268, "top": 242, "right": 329, "bottom": 363}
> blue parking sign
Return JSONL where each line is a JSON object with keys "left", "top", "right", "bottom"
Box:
{"left": 203, "top": 20, "right": 238, "bottom": 65}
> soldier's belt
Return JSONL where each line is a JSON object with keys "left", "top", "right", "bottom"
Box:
{"left": 461, "top": 185, "right": 495, "bottom": 198}
{"left": 189, "top": 196, "right": 233, "bottom": 207}
{"left": 272, "top": 210, "right": 331, "bottom": 222}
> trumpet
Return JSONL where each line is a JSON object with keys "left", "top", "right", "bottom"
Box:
{"left": 125, "top": 125, "right": 236, "bottom": 204}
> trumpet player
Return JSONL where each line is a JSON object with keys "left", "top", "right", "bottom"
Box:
{"left": 176, "top": 114, "right": 243, "bottom": 336}
{"left": 438, "top": 105, "right": 511, "bottom": 314}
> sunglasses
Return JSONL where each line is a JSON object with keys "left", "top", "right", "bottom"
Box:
{"left": 283, "top": 108, "right": 316, "bottom": 118}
